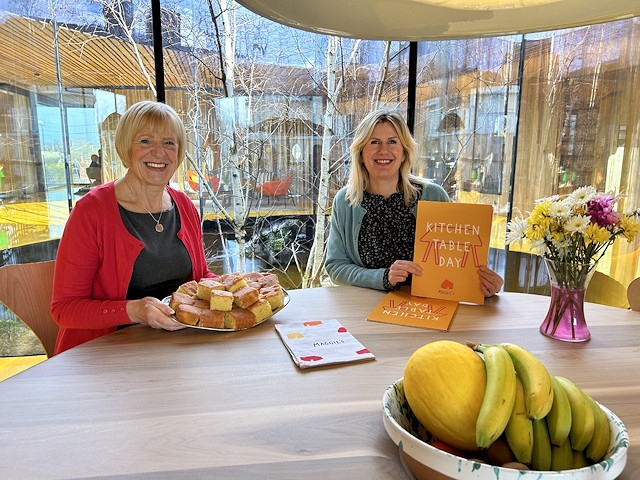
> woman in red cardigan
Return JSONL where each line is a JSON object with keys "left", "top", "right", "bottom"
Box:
{"left": 51, "top": 101, "right": 217, "bottom": 354}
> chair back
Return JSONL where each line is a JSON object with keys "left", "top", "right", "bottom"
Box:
{"left": 627, "top": 277, "right": 640, "bottom": 311}
{"left": 86, "top": 166, "right": 102, "bottom": 183}
{"left": 0, "top": 261, "right": 58, "bottom": 357}
{"left": 273, "top": 174, "right": 294, "bottom": 196}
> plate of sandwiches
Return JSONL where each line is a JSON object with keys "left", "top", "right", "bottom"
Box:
{"left": 163, "top": 271, "right": 289, "bottom": 331}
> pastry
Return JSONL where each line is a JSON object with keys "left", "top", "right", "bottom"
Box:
{"left": 260, "top": 273, "right": 280, "bottom": 287}
{"left": 194, "top": 299, "right": 211, "bottom": 310}
{"left": 233, "top": 286, "right": 260, "bottom": 309}
{"left": 197, "top": 278, "right": 225, "bottom": 301}
{"left": 170, "top": 272, "right": 284, "bottom": 330}
{"left": 175, "top": 303, "right": 202, "bottom": 326}
{"left": 169, "top": 291, "right": 196, "bottom": 311}
{"left": 197, "top": 309, "right": 225, "bottom": 329}
{"left": 177, "top": 280, "right": 198, "bottom": 297}
{"left": 220, "top": 272, "right": 248, "bottom": 293}
{"left": 260, "top": 284, "right": 285, "bottom": 309}
{"left": 247, "top": 298, "right": 273, "bottom": 323}
{"left": 242, "top": 271, "right": 266, "bottom": 289}
{"left": 224, "top": 308, "right": 256, "bottom": 330}
{"left": 209, "top": 289, "right": 234, "bottom": 311}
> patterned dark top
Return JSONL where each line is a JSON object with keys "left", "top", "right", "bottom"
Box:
{"left": 358, "top": 185, "right": 421, "bottom": 289}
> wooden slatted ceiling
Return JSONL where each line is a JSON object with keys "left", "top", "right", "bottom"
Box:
{"left": 0, "top": 12, "right": 318, "bottom": 99}
{"left": 0, "top": 12, "right": 220, "bottom": 91}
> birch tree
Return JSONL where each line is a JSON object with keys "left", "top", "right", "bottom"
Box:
{"left": 302, "top": 36, "right": 361, "bottom": 288}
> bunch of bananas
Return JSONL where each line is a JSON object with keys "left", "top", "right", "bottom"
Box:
{"left": 467, "top": 342, "right": 611, "bottom": 470}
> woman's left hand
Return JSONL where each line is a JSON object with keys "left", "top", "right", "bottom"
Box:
{"left": 478, "top": 265, "right": 504, "bottom": 297}
{"left": 388, "top": 260, "right": 423, "bottom": 288}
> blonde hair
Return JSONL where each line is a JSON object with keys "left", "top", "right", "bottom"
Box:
{"left": 345, "top": 109, "right": 421, "bottom": 207}
{"left": 114, "top": 101, "right": 186, "bottom": 168}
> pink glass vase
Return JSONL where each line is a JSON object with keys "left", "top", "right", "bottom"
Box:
{"left": 539, "top": 258, "right": 597, "bottom": 342}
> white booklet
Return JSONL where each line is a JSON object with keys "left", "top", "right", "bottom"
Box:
{"left": 275, "top": 319, "right": 375, "bottom": 369}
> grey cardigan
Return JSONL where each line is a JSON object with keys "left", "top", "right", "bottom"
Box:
{"left": 325, "top": 181, "right": 450, "bottom": 290}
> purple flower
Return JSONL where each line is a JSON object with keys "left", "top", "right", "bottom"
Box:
{"left": 587, "top": 194, "right": 621, "bottom": 227}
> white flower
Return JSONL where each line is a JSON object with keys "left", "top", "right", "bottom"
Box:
{"left": 564, "top": 215, "right": 590, "bottom": 234}
{"left": 568, "top": 186, "right": 596, "bottom": 205}
{"left": 505, "top": 218, "right": 528, "bottom": 246}
{"left": 548, "top": 202, "right": 570, "bottom": 219}
{"left": 529, "top": 238, "right": 548, "bottom": 255}
{"left": 535, "top": 194, "right": 560, "bottom": 204}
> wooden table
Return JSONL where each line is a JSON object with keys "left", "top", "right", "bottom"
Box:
{"left": 1, "top": 286, "right": 638, "bottom": 479}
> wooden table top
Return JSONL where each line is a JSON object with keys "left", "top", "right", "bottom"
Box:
{"left": 1, "top": 286, "right": 638, "bottom": 479}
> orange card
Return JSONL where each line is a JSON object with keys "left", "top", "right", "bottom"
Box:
{"left": 411, "top": 201, "right": 493, "bottom": 304}
{"left": 366, "top": 290, "right": 458, "bottom": 331}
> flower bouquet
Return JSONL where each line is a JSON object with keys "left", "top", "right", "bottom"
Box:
{"left": 506, "top": 186, "right": 639, "bottom": 341}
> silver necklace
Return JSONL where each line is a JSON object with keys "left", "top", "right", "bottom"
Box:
{"left": 145, "top": 208, "right": 164, "bottom": 233}
{"left": 126, "top": 179, "right": 164, "bottom": 233}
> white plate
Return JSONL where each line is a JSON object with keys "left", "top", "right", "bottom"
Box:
{"left": 162, "top": 288, "right": 289, "bottom": 332}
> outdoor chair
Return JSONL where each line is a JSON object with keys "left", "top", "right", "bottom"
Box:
{"left": 187, "top": 170, "right": 220, "bottom": 194}
{"left": 257, "top": 173, "right": 296, "bottom": 206}
{"left": 0, "top": 260, "right": 58, "bottom": 357}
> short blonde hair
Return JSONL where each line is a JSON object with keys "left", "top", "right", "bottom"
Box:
{"left": 114, "top": 101, "right": 186, "bottom": 168}
{"left": 345, "top": 109, "right": 419, "bottom": 207}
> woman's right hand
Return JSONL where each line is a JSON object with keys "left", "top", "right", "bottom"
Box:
{"left": 388, "top": 260, "right": 423, "bottom": 287}
{"left": 126, "top": 297, "right": 186, "bottom": 331}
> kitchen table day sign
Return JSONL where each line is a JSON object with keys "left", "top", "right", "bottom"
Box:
{"left": 366, "top": 289, "right": 458, "bottom": 330}
{"left": 411, "top": 201, "right": 493, "bottom": 304}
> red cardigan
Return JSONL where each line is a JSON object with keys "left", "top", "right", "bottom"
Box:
{"left": 51, "top": 182, "right": 215, "bottom": 354}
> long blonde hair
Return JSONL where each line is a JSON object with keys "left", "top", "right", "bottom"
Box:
{"left": 115, "top": 101, "right": 186, "bottom": 168}
{"left": 345, "top": 109, "right": 421, "bottom": 207}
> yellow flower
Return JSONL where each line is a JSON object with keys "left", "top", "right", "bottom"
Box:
{"left": 583, "top": 223, "right": 611, "bottom": 244}
{"left": 620, "top": 214, "right": 640, "bottom": 242}
{"left": 525, "top": 224, "right": 546, "bottom": 241}
{"left": 506, "top": 187, "right": 637, "bottom": 267}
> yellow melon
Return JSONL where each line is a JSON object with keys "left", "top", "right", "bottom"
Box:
{"left": 403, "top": 340, "right": 487, "bottom": 451}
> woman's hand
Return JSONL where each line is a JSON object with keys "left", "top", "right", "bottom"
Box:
{"left": 126, "top": 297, "right": 186, "bottom": 331}
{"left": 388, "top": 260, "right": 423, "bottom": 287}
{"left": 478, "top": 265, "right": 504, "bottom": 297}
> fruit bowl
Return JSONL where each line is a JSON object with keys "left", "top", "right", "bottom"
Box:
{"left": 382, "top": 378, "right": 628, "bottom": 480}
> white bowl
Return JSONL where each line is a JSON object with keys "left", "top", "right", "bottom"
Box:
{"left": 382, "top": 378, "right": 628, "bottom": 480}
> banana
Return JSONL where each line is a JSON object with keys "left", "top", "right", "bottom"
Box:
{"left": 504, "top": 375, "right": 533, "bottom": 465}
{"left": 547, "top": 375, "right": 572, "bottom": 447}
{"left": 531, "top": 418, "right": 552, "bottom": 471}
{"left": 550, "top": 438, "right": 574, "bottom": 471}
{"left": 572, "top": 450, "right": 588, "bottom": 469}
{"left": 585, "top": 393, "right": 611, "bottom": 463}
{"left": 555, "top": 376, "right": 594, "bottom": 451}
{"left": 471, "top": 344, "right": 517, "bottom": 449}
{"left": 498, "top": 343, "right": 554, "bottom": 421}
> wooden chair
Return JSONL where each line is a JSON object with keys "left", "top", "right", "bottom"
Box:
{"left": 627, "top": 277, "right": 640, "bottom": 311}
{"left": 0, "top": 260, "right": 58, "bottom": 357}
{"left": 257, "top": 173, "right": 296, "bottom": 205}
{"left": 86, "top": 166, "right": 102, "bottom": 186}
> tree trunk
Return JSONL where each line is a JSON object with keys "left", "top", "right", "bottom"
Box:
{"left": 303, "top": 37, "right": 361, "bottom": 288}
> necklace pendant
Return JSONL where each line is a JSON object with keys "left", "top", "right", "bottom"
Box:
{"left": 155, "top": 223, "right": 164, "bottom": 233}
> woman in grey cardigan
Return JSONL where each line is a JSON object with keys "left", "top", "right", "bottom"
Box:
{"left": 325, "top": 109, "right": 503, "bottom": 296}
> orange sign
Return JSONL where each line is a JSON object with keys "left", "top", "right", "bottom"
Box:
{"left": 366, "top": 289, "right": 458, "bottom": 330}
{"left": 411, "top": 201, "right": 493, "bottom": 304}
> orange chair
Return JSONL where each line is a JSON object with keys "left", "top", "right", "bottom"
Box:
{"left": 257, "top": 173, "right": 296, "bottom": 205}
{"left": 187, "top": 171, "right": 220, "bottom": 193}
